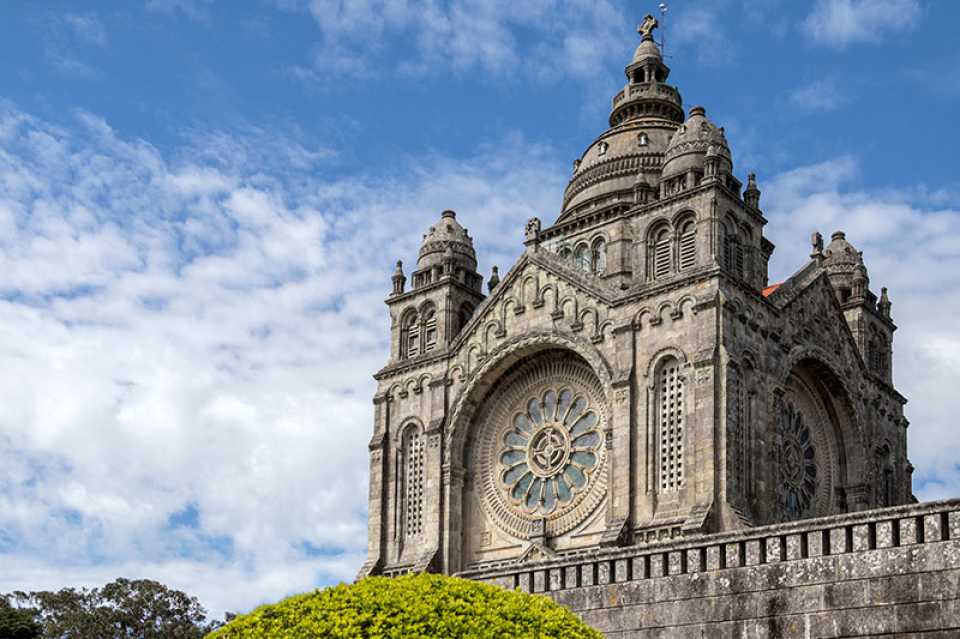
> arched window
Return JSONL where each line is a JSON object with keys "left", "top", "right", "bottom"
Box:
{"left": 401, "top": 311, "right": 420, "bottom": 359}
{"left": 591, "top": 238, "right": 607, "bottom": 274}
{"left": 738, "top": 224, "right": 751, "bottom": 279}
{"left": 722, "top": 221, "right": 740, "bottom": 276}
{"left": 457, "top": 303, "right": 475, "bottom": 334}
{"left": 558, "top": 245, "right": 572, "bottom": 260}
{"left": 656, "top": 357, "right": 685, "bottom": 493}
{"left": 422, "top": 307, "right": 437, "bottom": 353}
{"left": 574, "top": 243, "right": 591, "bottom": 272}
{"left": 653, "top": 228, "right": 672, "bottom": 279}
{"left": 401, "top": 425, "right": 424, "bottom": 540}
{"left": 678, "top": 219, "right": 696, "bottom": 271}
{"left": 874, "top": 445, "right": 894, "bottom": 507}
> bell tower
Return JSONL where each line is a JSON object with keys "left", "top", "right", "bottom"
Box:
{"left": 386, "top": 210, "right": 485, "bottom": 364}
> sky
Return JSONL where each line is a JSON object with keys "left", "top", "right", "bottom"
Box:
{"left": 0, "top": 0, "right": 958, "bottom": 621}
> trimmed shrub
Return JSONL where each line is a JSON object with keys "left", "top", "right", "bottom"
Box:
{"left": 206, "top": 573, "right": 601, "bottom": 639}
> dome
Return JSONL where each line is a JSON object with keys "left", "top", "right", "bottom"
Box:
{"left": 823, "top": 231, "right": 860, "bottom": 274}
{"left": 560, "top": 121, "right": 678, "bottom": 217}
{"left": 661, "top": 106, "right": 732, "bottom": 180}
{"left": 631, "top": 37, "right": 661, "bottom": 66}
{"left": 417, "top": 210, "right": 477, "bottom": 270}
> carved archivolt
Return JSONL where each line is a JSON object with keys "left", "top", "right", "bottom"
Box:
{"left": 469, "top": 352, "right": 609, "bottom": 539}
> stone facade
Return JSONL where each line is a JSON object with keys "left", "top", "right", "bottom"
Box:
{"left": 359, "top": 17, "right": 945, "bottom": 637}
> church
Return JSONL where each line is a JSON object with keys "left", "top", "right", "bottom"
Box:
{"left": 360, "top": 16, "right": 960, "bottom": 637}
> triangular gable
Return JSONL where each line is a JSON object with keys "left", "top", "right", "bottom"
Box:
{"left": 450, "top": 248, "right": 621, "bottom": 354}
{"left": 775, "top": 268, "right": 870, "bottom": 380}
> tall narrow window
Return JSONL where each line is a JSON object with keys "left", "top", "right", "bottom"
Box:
{"left": 402, "top": 427, "right": 424, "bottom": 539}
{"left": 654, "top": 228, "right": 671, "bottom": 279}
{"left": 457, "top": 303, "right": 474, "bottom": 334}
{"left": 874, "top": 445, "right": 894, "bottom": 507}
{"left": 728, "top": 366, "right": 744, "bottom": 500}
{"left": 402, "top": 311, "right": 420, "bottom": 359}
{"left": 722, "top": 223, "right": 735, "bottom": 272}
{"left": 591, "top": 238, "right": 607, "bottom": 274}
{"left": 657, "top": 358, "right": 685, "bottom": 492}
{"left": 422, "top": 308, "right": 437, "bottom": 353}
{"left": 574, "top": 243, "right": 591, "bottom": 272}
{"left": 678, "top": 220, "right": 696, "bottom": 271}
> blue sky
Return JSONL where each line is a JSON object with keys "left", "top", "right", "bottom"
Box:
{"left": 1, "top": 0, "right": 959, "bottom": 620}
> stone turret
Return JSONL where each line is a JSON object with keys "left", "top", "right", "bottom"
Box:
{"left": 385, "top": 210, "right": 485, "bottom": 363}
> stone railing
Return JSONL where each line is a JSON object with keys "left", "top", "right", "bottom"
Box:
{"left": 458, "top": 499, "right": 960, "bottom": 594}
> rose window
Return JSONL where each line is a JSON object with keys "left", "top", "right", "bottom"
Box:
{"left": 498, "top": 388, "right": 602, "bottom": 516}
{"left": 777, "top": 401, "right": 818, "bottom": 520}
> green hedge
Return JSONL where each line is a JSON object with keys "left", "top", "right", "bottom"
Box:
{"left": 206, "top": 573, "right": 601, "bottom": 639}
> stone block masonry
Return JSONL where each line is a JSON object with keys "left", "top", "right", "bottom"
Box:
{"left": 461, "top": 500, "right": 960, "bottom": 638}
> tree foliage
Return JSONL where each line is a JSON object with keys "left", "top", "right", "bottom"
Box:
{"left": 0, "top": 596, "right": 41, "bottom": 639}
{"left": 207, "top": 573, "right": 602, "bottom": 639}
{"left": 3, "top": 578, "right": 218, "bottom": 639}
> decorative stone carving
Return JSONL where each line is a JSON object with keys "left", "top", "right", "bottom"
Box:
{"left": 471, "top": 353, "right": 608, "bottom": 539}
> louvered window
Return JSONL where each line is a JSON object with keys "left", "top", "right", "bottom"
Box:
{"left": 678, "top": 221, "right": 696, "bottom": 271}
{"left": 402, "top": 428, "right": 424, "bottom": 539}
{"left": 402, "top": 312, "right": 420, "bottom": 359}
{"left": 658, "top": 359, "right": 685, "bottom": 492}
{"left": 422, "top": 310, "right": 437, "bottom": 353}
{"left": 654, "top": 230, "right": 671, "bottom": 279}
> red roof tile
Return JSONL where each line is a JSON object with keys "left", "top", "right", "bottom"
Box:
{"left": 762, "top": 283, "right": 782, "bottom": 298}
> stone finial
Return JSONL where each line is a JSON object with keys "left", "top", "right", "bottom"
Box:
{"left": 744, "top": 172, "right": 761, "bottom": 209}
{"left": 879, "top": 287, "right": 892, "bottom": 318}
{"left": 573, "top": 159, "right": 581, "bottom": 173}
{"left": 852, "top": 255, "right": 868, "bottom": 301}
{"left": 524, "top": 217, "right": 542, "bottom": 248}
{"left": 391, "top": 260, "right": 406, "bottom": 296}
{"left": 811, "top": 231, "right": 824, "bottom": 258}
{"left": 488, "top": 265, "right": 500, "bottom": 293}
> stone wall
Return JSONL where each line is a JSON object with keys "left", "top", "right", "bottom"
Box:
{"left": 463, "top": 500, "right": 960, "bottom": 638}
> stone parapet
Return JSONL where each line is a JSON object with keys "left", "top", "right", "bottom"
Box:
{"left": 459, "top": 500, "right": 960, "bottom": 638}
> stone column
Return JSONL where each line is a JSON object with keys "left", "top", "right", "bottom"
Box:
{"left": 358, "top": 393, "right": 390, "bottom": 578}
{"left": 601, "top": 324, "right": 635, "bottom": 546}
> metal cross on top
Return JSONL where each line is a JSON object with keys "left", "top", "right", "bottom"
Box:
{"left": 637, "top": 14, "right": 658, "bottom": 39}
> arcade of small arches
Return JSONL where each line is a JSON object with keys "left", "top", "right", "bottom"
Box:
{"left": 556, "top": 236, "right": 608, "bottom": 276}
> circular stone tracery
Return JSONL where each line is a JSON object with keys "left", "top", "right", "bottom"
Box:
{"left": 498, "top": 388, "right": 601, "bottom": 516}
{"left": 473, "top": 354, "right": 608, "bottom": 539}
{"left": 777, "top": 401, "right": 818, "bottom": 519}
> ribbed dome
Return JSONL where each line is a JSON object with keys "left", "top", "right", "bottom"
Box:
{"left": 631, "top": 37, "right": 661, "bottom": 66}
{"left": 661, "top": 106, "right": 732, "bottom": 180}
{"left": 823, "top": 231, "right": 860, "bottom": 273}
{"left": 561, "top": 122, "right": 676, "bottom": 216}
{"left": 417, "top": 210, "right": 477, "bottom": 270}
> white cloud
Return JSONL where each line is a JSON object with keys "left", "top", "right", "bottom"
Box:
{"left": 668, "top": 5, "right": 738, "bottom": 67}
{"left": 803, "top": 0, "right": 921, "bottom": 47}
{"left": 787, "top": 78, "right": 848, "bottom": 112}
{"left": 289, "top": 0, "right": 628, "bottom": 83}
{"left": 32, "top": 12, "right": 108, "bottom": 75}
{"left": 0, "top": 104, "right": 563, "bottom": 619}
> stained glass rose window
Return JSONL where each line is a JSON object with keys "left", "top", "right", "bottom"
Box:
{"left": 498, "top": 388, "right": 602, "bottom": 516}
{"left": 777, "top": 400, "right": 818, "bottom": 520}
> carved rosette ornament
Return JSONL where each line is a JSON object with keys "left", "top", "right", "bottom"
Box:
{"left": 773, "top": 379, "right": 836, "bottom": 523}
{"left": 777, "top": 401, "right": 818, "bottom": 519}
{"left": 472, "top": 353, "right": 608, "bottom": 539}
